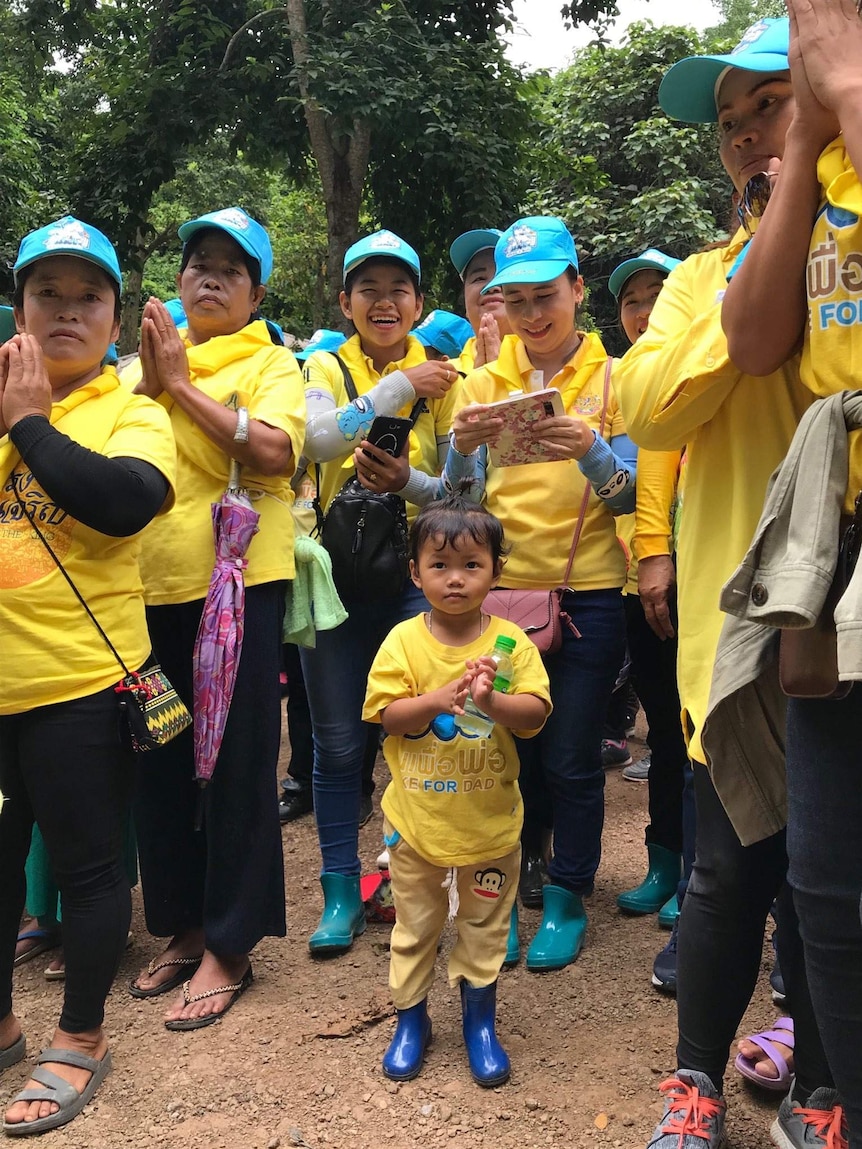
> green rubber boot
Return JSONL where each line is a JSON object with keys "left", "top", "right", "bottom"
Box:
{"left": 308, "top": 873, "right": 367, "bottom": 955}
{"left": 616, "top": 844, "right": 682, "bottom": 915}
{"left": 525, "top": 885, "right": 587, "bottom": 971}
{"left": 658, "top": 891, "right": 681, "bottom": 929}
{"left": 503, "top": 903, "right": 520, "bottom": 968}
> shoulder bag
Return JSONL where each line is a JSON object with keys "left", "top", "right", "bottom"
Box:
{"left": 313, "top": 354, "right": 425, "bottom": 603}
{"left": 484, "top": 357, "right": 613, "bottom": 656}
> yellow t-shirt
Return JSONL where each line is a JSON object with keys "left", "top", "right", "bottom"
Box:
{"left": 304, "top": 333, "right": 457, "bottom": 522}
{"left": 803, "top": 137, "right": 862, "bottom": 511}
{"left": 458, "top": 332, "right": 626, "bottom": 591}
{"left": 0, "top": 371, "right": 177, "bottom": 715}
{"left": 453, "top": 336, "right": 477, "bottom": 377}
{"left": 362, "top": 613, "right": 552, "bottom": 867}
{"left": 614, "top": 236, "right": 813, "bottom": 763}
{"left": 123, "top": 320, "right": 306, "bottom": 606}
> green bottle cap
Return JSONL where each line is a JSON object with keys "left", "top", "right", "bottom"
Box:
{"left": 494, "top": 635, "right": 516, "bottom": 653}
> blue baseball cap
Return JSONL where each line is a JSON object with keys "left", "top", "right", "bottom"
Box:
{"left": 14, "top": 216, "right": 122, "bottom": 290}
{"left": 163, "top": 297, "right": 187, "bottom": 328}
{"left": 449, "top": 229, "right": 503, "bottom": 279}
{"left": 343, "top": 230, "right": 421, "bottom": 284}
{"left": 178, "top": 207, "right": 273, "bottom": 285}
{"left": 609, "top": 248, "right": 682, "bottom": 300}
{"left": 0, "top": 306, "right": 16, "bottom": 343}
{"left": 659, "top": 18, "right": 790, "bottom": 124}
{"left": 482, "top": 216, "right": 579, "bottom": 293}
{"left": 412, "top": 310, "right": 474, "bottom": 359}
{"left": 295, "top": 328, "right": 347, "bottom": 362}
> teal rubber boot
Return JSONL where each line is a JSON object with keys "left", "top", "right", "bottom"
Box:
{"left": 658, "top": 891, "right": 681, "bottom": 929}
{"left": 503, "top": 903, "right": 520, "bottom": 968}
{"left": 525, "top": 885, "right": 587, "bottom": 971}
{"left": 616, "top": 844, "right": 682, "bottom": 915}
{"left": 308, "top": 872, "right": 367, "bottom": 955}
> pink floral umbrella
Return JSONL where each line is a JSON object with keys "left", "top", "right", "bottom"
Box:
{"left": 192, "top": 462, "right": 260, "bottom": 786}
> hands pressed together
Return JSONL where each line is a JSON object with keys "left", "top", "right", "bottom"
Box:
{"left": 0, "top": 334, "right": 53, "bottom": 438}
{"left": 786, "top": 0, "right": 862, "bottom": 147}
{"left": 137, "top": 296, "right": 191, "bottom": 400}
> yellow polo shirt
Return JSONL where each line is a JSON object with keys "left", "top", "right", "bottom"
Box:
{"left": 363, "top": 613, "right": 551, "bottom": 867}
{"left": 457, "top": 332, "right": 626, "bottom": 591}
{"left": 304, "top": 333, "right": 457, "bottom": 521}
{"left": 123, "top": 320, "right": 306, "bottom": 606}
{"left": 615, "top": 235, "right": 813, "bottom": 763}
{"left": 0, "top": 371, "right": 177, "bottom": 714}
{"left": 803, "top": 137, "right": 862, "bottom": 510}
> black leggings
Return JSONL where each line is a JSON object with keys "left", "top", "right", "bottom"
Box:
{"left": 0, "top": 685, "right": 134, "bottom": 1033}
{"left": 677, "top": 762, "right": 832, "bottom": 1097}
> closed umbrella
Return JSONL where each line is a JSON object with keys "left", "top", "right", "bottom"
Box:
{"left": 192, "top": 461, "right": 260, "bottom": 788}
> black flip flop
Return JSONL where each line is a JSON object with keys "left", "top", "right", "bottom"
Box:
{"left": 128, "top": 955, "right": 203, "bottom": 999}
{"left": 164, "top": 965, "right": 254, "bottom": 1031}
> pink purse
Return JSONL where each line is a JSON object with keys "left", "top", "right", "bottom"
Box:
{"left": 484, "top": 358, "right": 613, "bottom": 657}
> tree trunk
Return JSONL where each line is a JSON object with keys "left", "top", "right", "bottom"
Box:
{"left": 286, "top": 0, "right": 371, "bottom": 322}
{"left": 120, "top": 265, "right": 144, "bottom": 356}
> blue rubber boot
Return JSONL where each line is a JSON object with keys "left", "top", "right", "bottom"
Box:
{"left": 616, "top": 844, "right": 682, "bottom": 915}
{"left": 525, "top": 885, "right": 586, "bottom": 971}
{"left": 308, "top": 873, "right": 366, "bottom": 955}
{"left": 503, "top": 904, "right": 520, "bottom": 967}
{"left": 460, "top": 981, "right": 510, "bottom": 1087}
{"left": 658, "top": 891, "right": 680, "bottom": 929}
{"left": 382, "top": 999, "right": 432, "bottom": 1081}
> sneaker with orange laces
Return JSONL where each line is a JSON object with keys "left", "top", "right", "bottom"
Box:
{"left": 771, "top": 1088, "right": 848, "bottom": 1149}
{"left": 647, "top": 1070, "right": 727, "bottom": 1148}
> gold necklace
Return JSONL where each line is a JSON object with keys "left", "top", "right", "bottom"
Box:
{"left": 426, "top": 611, "right": 486, "bottom": 640}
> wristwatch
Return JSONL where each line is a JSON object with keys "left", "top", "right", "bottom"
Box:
{"left": 234, "top": 406, "right": 249, "bottom": 444}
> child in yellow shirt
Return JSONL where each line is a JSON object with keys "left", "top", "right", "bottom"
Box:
{"left": 363, "top": 497, "right": 551, "bottom": 1086}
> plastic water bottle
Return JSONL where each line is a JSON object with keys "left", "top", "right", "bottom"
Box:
{"left": 458, "top": 635, "right": 516, "bottom": 738}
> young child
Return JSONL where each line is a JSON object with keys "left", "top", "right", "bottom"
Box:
{"left": 362, "top": 497, "right": 551, "bottom": 1086}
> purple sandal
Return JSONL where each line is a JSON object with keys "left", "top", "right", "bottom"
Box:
{"left": 734, "top": 1016, "right": 795, "bottom": 1092}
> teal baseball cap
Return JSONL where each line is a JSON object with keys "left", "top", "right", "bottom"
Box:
{"left": 0, "top": 306, "right": 16, "bottom": 343}
{"left": 343, "top": 230, "right": 421, "bottom": 284}
{"left": 659, "top": 18, "right": 790, "bottom": 124}
{"left": 178, "top": 207, "right": 273, "bottom": 285}
{"left": 413, "top": 310, "right": 474, "bottom": 358}
{"left": 482, "top": 216, "right": 578, "bottom": 293}
{"left": 449, "top": 229, "right": 503, "bottom": 278}
{"left": 164, "top": 297, "right": 187, "bottom": 327}
{"left": 14, "top": 216, "right": 122, "bottom": 290}
{"left": 609, "top": 248, "right": 682, "bottom": 300}
{"left": 295, "top": 328, "right": 347, "bottom": 362}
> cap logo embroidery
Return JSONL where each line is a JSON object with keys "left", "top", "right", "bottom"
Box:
{"left": 504, "top": 225, "right": 538, "bottom": 259}
{"left": 214, "top": 208, "right": 250, "bottom": 231}
{"left": 369, "top": 231, "right": 402, "bottom": 252}
{"left": 417, "top": 312, "right": 438, "bottom": 329}
{"left": 732, "top": 20, "right": 768, "bottom": 54}
{"left": 44, "top": 220, "right": 91, "bottom": 252}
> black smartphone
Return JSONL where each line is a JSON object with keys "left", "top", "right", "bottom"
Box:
{"left": 364, "top": 415, "right": 413, "bottom": 458}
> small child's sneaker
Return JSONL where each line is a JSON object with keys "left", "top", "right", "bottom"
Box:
{"left": 601, "top": 738, "right": 632, "bottom": 769}
{"left": 646, "top": 1070, "right": 726, "bottom": 1148}
{"left": 770, "top": 1088, "right": 848, "bottom": 1149}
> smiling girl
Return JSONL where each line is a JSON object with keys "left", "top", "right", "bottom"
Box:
{"left": 300, "top": 230, "right": 459, "bottom": 955}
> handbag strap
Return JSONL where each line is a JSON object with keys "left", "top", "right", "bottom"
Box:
{"left": 9, "top": 470, "right": 133, "bottom": 677}
{"left": 312, "top": 351, "right": 425, "bottom": 533}
{"left": 561, "top": 355, "right": 614, "bottom": 588}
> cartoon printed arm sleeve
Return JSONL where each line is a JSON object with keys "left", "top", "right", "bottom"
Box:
{"left": 398, "top": 433, "right": 451, "bottom": 507}
{"left": 302, "top": 355, "right": 416, "bottom": 464}
{"left": 440, "top": 440, "right": 486, "bottom": 503}
{"left": 577, "top": 432, "right": 637, "bottom": 513}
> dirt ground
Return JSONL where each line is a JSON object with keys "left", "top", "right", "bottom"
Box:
{"left": 9, "top": 719, "right": 787, "bottom": 1149}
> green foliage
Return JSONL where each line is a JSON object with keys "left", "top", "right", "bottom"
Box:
{"left": 524, "top": 21, "right": 734, "bottom": 352}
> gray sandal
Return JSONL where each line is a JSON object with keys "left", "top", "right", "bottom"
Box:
{"left": 3, "top": 1047, "right": 112, "bottom": 1136}
{"left": 0, "top": 1035, "right": 26, "bottom": 1072}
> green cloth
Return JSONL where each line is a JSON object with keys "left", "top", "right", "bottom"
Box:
{"left": 24, "top": 820, "right": 139, "bottom": 922}
{"left": 283, "top": 535, "right": 348, "bottom": 648}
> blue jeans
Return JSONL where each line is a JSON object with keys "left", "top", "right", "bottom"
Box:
{"left": 515, "top": 588, "right": 625, "bottom": 895}
{"left": 300, "top": 580, "right": 429, "bottom": 876}
{"left": 787, "top": 688, "right": 862, "bottom": 1146}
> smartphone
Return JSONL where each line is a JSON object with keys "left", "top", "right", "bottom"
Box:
{"left": 364, "top": 415, "right": 413, "bottom": 458}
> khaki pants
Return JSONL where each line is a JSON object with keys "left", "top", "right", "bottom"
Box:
{"left": 385, "top": 818, "right": 520, "bottom": 1009}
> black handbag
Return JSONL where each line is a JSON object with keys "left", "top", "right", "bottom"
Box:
{"left": 313, "top": 355, "right": 424, "bottom": 603}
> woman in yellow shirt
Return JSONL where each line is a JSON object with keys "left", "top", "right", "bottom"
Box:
{"left": 447, "top": 215, "right": 637, "bottom": 972}
{"left": 125, "top": 208, "right": 306, "bottom": 1030}
{"left": 300, "top": 230, "right": 458, "bottom": 954}
{"left": 0, "top": 217, "right": 176, "bottom": 1134}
